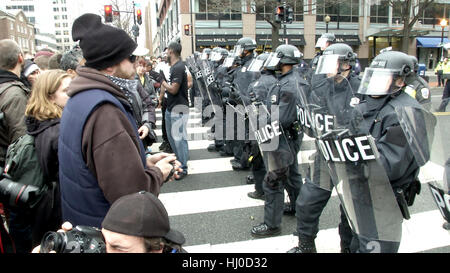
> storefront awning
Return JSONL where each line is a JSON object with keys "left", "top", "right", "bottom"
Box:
{"left": 315, "top": 35, "right": 361, "bottom": 46}
{"left": 196, "top": 35, "right": 242, "bottom": 46}
{"left": 416, "top": 37, "right": 450, "bottom": 48}
{"left": 256, "top": 35, "right": 306, "bottom": 46}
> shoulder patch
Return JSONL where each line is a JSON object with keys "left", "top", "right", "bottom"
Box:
{"left": 420, "top": 88, "right": 430, "bottom": 99}
{"left": 271, "top": 94, "right": 277, "bottom": 104}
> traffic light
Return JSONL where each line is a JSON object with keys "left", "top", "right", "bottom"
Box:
{"left": 286, "top": 6, "right": 294, "bottom": 24}
{"left": 274, "top": 6, "right": 284, "bottom": 24}
{"left": 104, "top": 5, "right": 113, "bottom": 23}
{"left": 132, "top": 25, "right": 139, "bottom": 38}
{"left": 184, "top": 24, "right": 191, "bottom": 36}
{"left": 136, "top": 9, "right": 142, "bottom": 25}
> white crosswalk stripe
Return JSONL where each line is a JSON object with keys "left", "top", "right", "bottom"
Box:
{"left": 156, "top": 107, "right": 450, "bottom": 253}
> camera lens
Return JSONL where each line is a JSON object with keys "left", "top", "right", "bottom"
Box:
{"left": 41, "top": 231, "right": 65, "bottom": 253}
{"left": 0, "top": 178, "right": 40, "bottom": 207}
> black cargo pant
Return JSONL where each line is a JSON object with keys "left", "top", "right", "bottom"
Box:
{"left": 263, "top": 138, "right": 302, "bottom": 229}
{"left": 295, "top": 179, "right": 353, "bottom": 251}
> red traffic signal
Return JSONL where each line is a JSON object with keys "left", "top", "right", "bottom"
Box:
{"left": 136, "top": 9, "right": 142, "bottom": 25}
{"left": 184, "top": 24, "right": 191, "bottom": 36}
{"left": 104, "top": 5, "right": 113, "bottom": 23}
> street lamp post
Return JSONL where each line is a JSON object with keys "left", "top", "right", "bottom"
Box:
{"left": 440, "top": 18, "right": 448, "bottom": 60}
{"left": 325, "top": 15, "right": 331, "bottom": 33}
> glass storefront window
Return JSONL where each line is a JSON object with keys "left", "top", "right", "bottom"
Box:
{"left": 316, "top": 0, "right": 360, "bottom": 23}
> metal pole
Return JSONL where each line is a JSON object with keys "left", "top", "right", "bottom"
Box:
{"left": 442, "top": 26, "right": 445, "bottom": 60}
{"left": 190, "top": 0, "right": 194, "bottom": 54}
{"left": 326, "top": 22, "right": 329, "bottom": 33}
{"left": 132, "top": 1, "right": 137, "bottom": 42}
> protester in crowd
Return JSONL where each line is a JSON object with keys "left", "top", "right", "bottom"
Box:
{"left": 48, "top": 53, "right": 63, "bottom": 70}
{"left": 161, "top": 42, "right": 190, "bottom": 180}
{"left": 35, "top": 49, "right": 54, "bottom": 58}
{"left": 0, "top": 39, "right": 32, "bottom": 253}
{"left": 32, "top": 191, "right": 186, "bottom": 253}
{"left": 157, "top": 49, "right": 173, "bottom": 153}
{"left": 58, "top": 14, "right": 182, "bottom": 229}
{"left": 134, "top": 56, "right": 158, "bottom": 148}
{"left": 137, "top": 57, "right": 156, "bottom": 98}
{"left": 24, "top": 69, "right": 72, "bottom": 247}
{"left": 34, "top": 55, "right": 52, "bottom": 71}
{"left": 22, "top": 59, "right": 41, "bottom": 88}
{"left": 60, "top": 46, "right": 85, "bottom": 78}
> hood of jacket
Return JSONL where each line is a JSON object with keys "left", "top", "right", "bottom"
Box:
{"left": 0, "top": 69, "right": 23, "bottom": 85}
{"left": 25, "top": 116, "right": 60, "bottom": 136}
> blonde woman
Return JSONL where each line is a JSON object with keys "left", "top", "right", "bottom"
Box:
{"left": 24, "top": 69, "right": 71, "bottom": 248}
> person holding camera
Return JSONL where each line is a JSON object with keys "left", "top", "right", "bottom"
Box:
{"left": 58, "top": 14, "right": 182, "bottom": 229}
{"left": 0, "top": 39, "right": 32, "bottom": 253}
{"left": 33, "top": 191, "right": 186, "bottom": 253}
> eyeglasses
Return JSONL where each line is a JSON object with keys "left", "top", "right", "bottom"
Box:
{"left": 128, "top": 55, "right": 137, "bottom": 63}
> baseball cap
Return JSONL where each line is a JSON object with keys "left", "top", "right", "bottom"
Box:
{"left": 101, "top": 191, "right": 185, "bottom": 245}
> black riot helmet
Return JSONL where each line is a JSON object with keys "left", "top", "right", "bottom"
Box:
{"left": 201, "top": 48, "right": 212, "bottom": 60}
{"left": 210, "top": 47, "right": 228, "bottom": 63}
{"left": 276, "top": 44, "right": 303, "bottom": 65}
{"left": 248, "top": 52, "right": 271, "bottom": 72}
{"left": 234, "top": 37, "right": 257, "bottom": 56}
{"left": 409, "top": 55, "right": 419, "bottom": 73}
{"left": 316, "top": 43, "right": 357, "bottom": 75}
{"left": 315, "top": 33, "right": 336, "bottom": 49}
{"left": 263, "top": 45, "right": 303, "bottom": 71}
{"left": 358, "top": 51, "right": 414, "bottom": 96}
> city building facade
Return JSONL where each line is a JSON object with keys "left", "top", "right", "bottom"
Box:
{"left": 147, "top": 0, "right": 450, "bottom": 69}
{"left": 0, "top": 10, "right": 36, "bottom": 54}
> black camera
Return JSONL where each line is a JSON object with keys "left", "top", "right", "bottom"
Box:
{"left": 40, "top": 225, "right": 106, "bottom": 253}
{"left": 0, "top": 174, "right": 41, "bottom": 208}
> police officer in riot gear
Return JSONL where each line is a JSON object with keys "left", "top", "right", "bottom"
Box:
{"left": 229, "top": 37, "right": 260, "bottom": 170}
{"left": 404, "top": 55, "right": 431, "bottom": 110}
{"left": 207, "top": 48, "right": 231, "bottom": 153}
{"left": 342, "top": 50, "right": 424, "bottom": 253}
{"left": 251, "top": 44, "right": 307, "bottom": 237}
{"left": 288, "top": 43, "right": 361, "bottom": 253}
{"left": 244, "top": 53, "right": 278, "bottom": 200}
{"left": 309, "top": 33, "right": 336, "bottom": 73}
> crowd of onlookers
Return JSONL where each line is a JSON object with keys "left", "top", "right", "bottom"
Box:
{"left": 0, "top": 13, "right": 192, "bottom": 254}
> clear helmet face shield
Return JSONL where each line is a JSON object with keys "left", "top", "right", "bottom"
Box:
{"left": 315, "top": 37, "right": 329, "bottom": 50}
{"left": 233, "top": 45, "right": 244, "bottom": 57}
{"left": 210, "top": 52, "right": 223, "bottom": 62}
{"left": 201, "top": 51, "right": 209, "bottom": 60}
{"left": 223, "top": 53, "right": 238, "bottom": 68}
{"left": 263, "top": 52, "right": 281, "bottom": 70}
{"left": 248, "top": 58, "right": 265, "bottom": 72}
{"left": 315, "top": 54, "right": 340, "bottom": 75}
{"left": 357, "top": 68, "right": 405, "bottom": 96}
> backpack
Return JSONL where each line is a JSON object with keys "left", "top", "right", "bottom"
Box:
{"left": 1, "top": 134, "right": 48, "bottom": 209}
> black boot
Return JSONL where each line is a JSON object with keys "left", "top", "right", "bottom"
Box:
{"left": 287, "top": 236, "right": 317, "bottom": 253}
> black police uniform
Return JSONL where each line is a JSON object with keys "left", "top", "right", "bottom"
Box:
{"left": 230, "top": 53, "right": 260, "bottom": 169}
{"left": 261, "top": 68, "right": 306, "bottom": 231}
{"left": 405, "top": 74, "right": 431, "bottom": 110}
{"left": 294, "top": 72, "right": 361, "bottom": 252}
{"left": 342, "top": 91, "right": 423, "bottom": 253}
{"left": 245, "top": 70, "right": 278, "bottom": 198}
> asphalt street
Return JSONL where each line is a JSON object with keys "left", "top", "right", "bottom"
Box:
{"left": 151, "top": 86, "right": 450, "bottom": 253}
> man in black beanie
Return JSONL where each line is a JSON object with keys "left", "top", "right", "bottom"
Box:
{"left": 58, "top": 13, "right": 182, "bottom": 228}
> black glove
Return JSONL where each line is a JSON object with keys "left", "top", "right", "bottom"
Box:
{"left": 264, "top": 168, "right": 288, "bottom": 190}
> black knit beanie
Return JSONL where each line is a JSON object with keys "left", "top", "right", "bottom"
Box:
{"left": 72, "top": 13, "right": 137, "bottom": 70}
